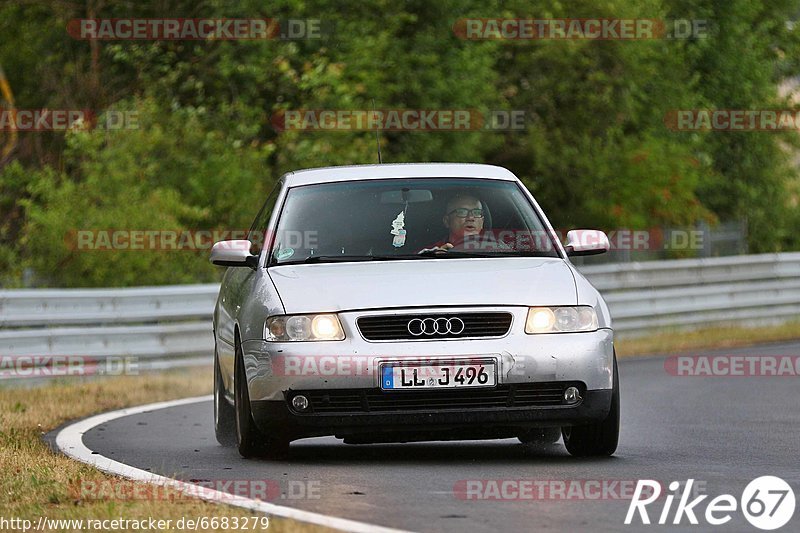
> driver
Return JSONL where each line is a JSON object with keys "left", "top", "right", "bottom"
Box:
{"left": 419, "top": 194, "right": 491, "bottom": 253}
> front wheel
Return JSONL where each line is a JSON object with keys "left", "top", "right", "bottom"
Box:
{"left": 562, "top": 353, "right": 620, "bottom": 457}
{"left": 213, "top": 349, "right": 237, "bottom": 447}
{"left": 234, "top": 341, "right": 289, "bottom": 459}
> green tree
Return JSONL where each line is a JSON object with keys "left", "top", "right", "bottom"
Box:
{"left": 20, "top": 99, "right": 273, "bottom": 287}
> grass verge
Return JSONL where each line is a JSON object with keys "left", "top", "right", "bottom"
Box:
{"left": 616, "top": 321, "right": 800, "bottom": 357}
{"left": 0, "top": 367, "right": 329, "bottom": 533}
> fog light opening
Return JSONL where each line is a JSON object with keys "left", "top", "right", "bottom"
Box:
{"left": 563, "top": 386, "right": 582, "bottom": 405}
{"left": 292, "top": 394, "right": 310, "bottom": 411}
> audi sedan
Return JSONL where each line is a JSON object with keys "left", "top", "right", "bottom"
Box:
{"left": 211, "top": 163, "right": 619, "bottom": 458}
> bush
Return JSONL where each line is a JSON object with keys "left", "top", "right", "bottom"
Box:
{"left": 20, "top": 98, "right": 273, "bottom": 287}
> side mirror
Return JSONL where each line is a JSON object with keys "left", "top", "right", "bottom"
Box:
{"left": 210, "top": 240, "right": 258, "bottom": 267}
{"left": 565, "top": 230, "right": 610, "bottom": 256}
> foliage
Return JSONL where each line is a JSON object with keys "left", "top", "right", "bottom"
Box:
{"left": 20, "top": 99, "right": 272, "bottom": 287}
{"left": 0, "top": 0, "right": 799, "bottom": 286}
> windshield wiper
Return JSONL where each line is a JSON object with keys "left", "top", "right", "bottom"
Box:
{"left": 300, "top": 255, "right": 385, "bottom": 264}
{"left": 415, "top": 250, "right": 558, "bottom": 259}
{"left": 493, "top": 250, "right": 558, "bottom": 258}
{"left": 274, "top": 250, "right": 556, "bottom": 266}
{"left": 415, "top": 250, "right": 497, "bottom": 258}
{"left": 279, "top": 255, "right": 414, "bottom": 265}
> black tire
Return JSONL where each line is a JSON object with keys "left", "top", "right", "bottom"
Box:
{"left": 518, "top": 427, "right": 561, "bottom": 445}
{"left": 213, "top": 349, "right": 237, "bottom": 447}
{"left": 562, "top": 353, "right": 620, "bottom": 457}
{"left": 234, "top": 340, "right": 289, "bottom": 459}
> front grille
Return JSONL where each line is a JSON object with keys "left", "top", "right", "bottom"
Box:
{"left": 289, "top": 382, "right": 583, "bottom": 414}
{"left": 357, "top": 312, "right": 513, "bottom": 341}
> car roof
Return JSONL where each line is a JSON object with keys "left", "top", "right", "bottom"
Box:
{"left": 282, "top": 163, "right": 519, "bottom": 187}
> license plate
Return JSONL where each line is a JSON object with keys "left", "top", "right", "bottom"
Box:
{"left": 380, "top": 359, "right": 497, "bottom": 390}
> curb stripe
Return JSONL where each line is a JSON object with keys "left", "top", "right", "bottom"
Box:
{"left": 55, "top": 395, "right": 411, "bottom": 533}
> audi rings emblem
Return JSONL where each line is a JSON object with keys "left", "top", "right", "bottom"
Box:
{"left": 407, "top": 317, "right": 466, "bottom": 336}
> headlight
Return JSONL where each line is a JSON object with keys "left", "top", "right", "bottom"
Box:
{"left": 265, "top": 314, "right": 345, "bottom": 341}
{"left": 525, "top": 306, "right": 597, "bottom": 334}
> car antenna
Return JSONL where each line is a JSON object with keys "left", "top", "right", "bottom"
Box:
{"left": 371, "top": 98, "right": 383, "bottom": 164}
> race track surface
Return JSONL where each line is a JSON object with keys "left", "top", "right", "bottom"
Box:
{"left": 64, "top": 342, "right": 800, "bottom": 532}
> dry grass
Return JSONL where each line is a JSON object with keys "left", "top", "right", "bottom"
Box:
{"left": 616, "top": 321, "right": 800, "bottom": 357}
{"left": 0, "top": 367, "right": 329, "bottom": 532}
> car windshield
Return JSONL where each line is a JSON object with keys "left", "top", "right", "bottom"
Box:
{"left": 268, "top": 178, "right": 560, "bottom": 265}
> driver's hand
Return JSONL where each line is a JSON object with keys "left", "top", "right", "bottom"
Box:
{"left": 418, "top": 243, "right": 454, "bottom": 254}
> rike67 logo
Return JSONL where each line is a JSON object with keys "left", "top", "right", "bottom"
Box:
{"left": 626, "top": 477, "right": 796, "bottom": 530}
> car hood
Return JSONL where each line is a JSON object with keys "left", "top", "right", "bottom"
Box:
{"left": 268, "top": 258, "right": 577, "bottom": 314}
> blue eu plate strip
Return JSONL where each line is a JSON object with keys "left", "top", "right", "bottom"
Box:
{"left": 381, "top": 366, "right": 394, "bottom": 389}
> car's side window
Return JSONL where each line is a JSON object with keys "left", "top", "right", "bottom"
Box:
{"left": 247, "top": 181, "right": 282, "bottom": 256}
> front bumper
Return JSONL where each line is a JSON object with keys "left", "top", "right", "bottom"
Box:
{"left": 251, "top": 388, "right": 612, "bottom": 441}
{"left": 240, "top": 311, "right": 613, "bottom": 439}
{"left": 242, "top": 326, "right": 614, "bottom": 400}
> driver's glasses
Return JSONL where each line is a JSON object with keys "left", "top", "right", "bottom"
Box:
{"left": 448, "top": 208, "right": 484, "bottom": 218}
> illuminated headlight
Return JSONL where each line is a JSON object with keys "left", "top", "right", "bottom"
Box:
{"left": 525, "top": 306, "right": 598, "bottom": 334}
{"left": 265, "top": 314, "right": 345, "bottom": 341}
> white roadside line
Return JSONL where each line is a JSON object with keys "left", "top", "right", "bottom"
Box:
{"left": 55, "top": 395, "right": 411, "bottom": 533}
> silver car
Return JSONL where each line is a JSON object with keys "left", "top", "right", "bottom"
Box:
{"left": 211, "top": 163, "right": 619, "bottom": 458}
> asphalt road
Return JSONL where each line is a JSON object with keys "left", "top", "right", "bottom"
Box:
{"left": 61, "top": 341, "right": 800, "bottom": 532}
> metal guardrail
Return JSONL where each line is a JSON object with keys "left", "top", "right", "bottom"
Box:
{"left": 0, "top": 285, "right": 219, "bottom": 375}
{"left": 1, "top": 253, "right": 799, "bottom": 375}
{"left": 583, "top": 252, "right": 800, "bottom": 332}
{"left": 0, "top": 284, "right": 219, "bottom": 328}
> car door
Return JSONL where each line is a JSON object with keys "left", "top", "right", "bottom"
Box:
{"left": 215, "top": 178, "right": 284, "bottom": 387}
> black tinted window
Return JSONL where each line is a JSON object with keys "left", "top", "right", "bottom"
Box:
{"left": 247, "top": 181, "right": 282, "bottom": 255}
